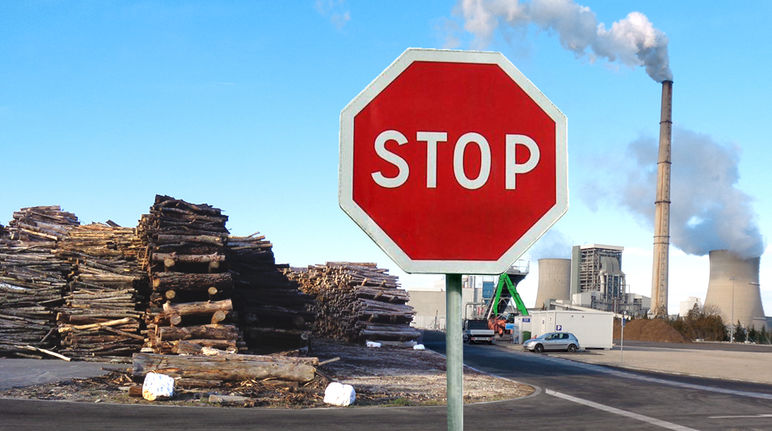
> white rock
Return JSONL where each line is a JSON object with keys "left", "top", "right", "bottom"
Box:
{"left": 366, "top": 341, "right": 382, "bottom": 348}
{"left": 413, "top": 343, "right": 425, "bottom": 350}
{"left": 142, "top": 372, "right": 175, "bottom": 401}
{"left": 323, "top": 382, "right": 356, "bottom": 406}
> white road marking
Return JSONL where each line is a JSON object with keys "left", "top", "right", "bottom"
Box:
{"left": 546, "top": 389, "right": 698, "bottom": 431}
{"left": 708, "top": 413, "right": 772, "bottom": 419}
{"left": 533, "top": 353, "right": 772, "bottom": 400}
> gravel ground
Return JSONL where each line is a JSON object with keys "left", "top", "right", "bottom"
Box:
{"left": 0, "top": 339, "right": 534, "bottom": 408}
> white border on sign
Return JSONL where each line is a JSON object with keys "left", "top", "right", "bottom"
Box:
{"left": 339, "top": 48, "right": 568, "bottom": 275}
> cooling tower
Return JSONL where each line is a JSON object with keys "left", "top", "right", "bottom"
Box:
{"left": 535, "top": 258, "right": 571, "bottom": 309}
{"left": 704, "top": 250, "right": 766, "bottom": 330}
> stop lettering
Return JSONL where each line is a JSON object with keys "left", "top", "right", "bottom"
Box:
{"left": 370, "top": 130, "right": 540, "bottom": 190}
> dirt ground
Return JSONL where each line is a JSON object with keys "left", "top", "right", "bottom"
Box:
{"left": 0, "top": 339, "right": 533, "bottom": 408}
{"left": 613, "top": 318, "right": 690, "bottom": 343}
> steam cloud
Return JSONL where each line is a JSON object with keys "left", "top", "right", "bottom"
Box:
{"left": 531, "top": 229, "right": 573, "bottom": 260}
{"left": 618, "top": 128, "right": 764, "bottom": 258}
{"left": 459, "top": 0, "right": 673, "bottom": 82}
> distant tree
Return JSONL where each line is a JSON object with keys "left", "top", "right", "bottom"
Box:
{"left": 666, "top": 304, "right": 726, "bottom": 341}
{"left": 759, "top": 327, "right": 770, "bottom": 344}
{"left": 748, "top": 326, "right": 759, "bottom": 343}
{"left": 733, "top": 321, "right": 746, "bottom": 343}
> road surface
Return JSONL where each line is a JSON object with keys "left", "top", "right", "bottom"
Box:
{"left": 1, "top": 336, "right": 770, "bottom": 430}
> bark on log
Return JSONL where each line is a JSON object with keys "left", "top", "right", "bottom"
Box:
{"left": 162, "top": 299, "right": 232, "bottom": 317}
{"left": 158, "top": 324, "right": 238, "bottom": 341}
{"left": 152, "top": 272, "right": 233, "bottom": 291}
{"left": 132, "top": 352, "right": 316, "bottom": 382}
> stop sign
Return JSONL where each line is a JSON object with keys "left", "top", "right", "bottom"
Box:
{"left": 339, "top": 49, "right": 567, "bottom": 274}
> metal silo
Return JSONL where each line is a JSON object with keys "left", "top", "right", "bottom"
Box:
{"left": 536, "top": 258, "right": 571, "bottom": 309}
{"left": 704, "top": 250, "right": 766, "bottom": 331}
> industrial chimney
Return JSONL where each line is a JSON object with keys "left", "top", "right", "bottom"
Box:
{"left": 535, "top": 258, "right": 571, "bottom": 309}
{"left": 651, "top": 80, "right": 673, "bottom": 316}
{"left": 704, "top": 250, "right": 766, "bottom": 331}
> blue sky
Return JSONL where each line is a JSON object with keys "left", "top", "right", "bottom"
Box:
{"left": 1, "top": 1, "right": 771, "bottom": 316}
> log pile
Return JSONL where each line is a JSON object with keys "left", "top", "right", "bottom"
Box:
{"left": 228, "top": 234, "right": 314, "bottom": 353}
{"left": 54, "top": 223, "right": 148, "bottom": 360}
{"left": 7, "top": 205, "right": 80, "bottom": 243}
{"left": 286, "top": 263, "right": 420, "bottom": 346}
{"left": 138, "top": 195, "right": 242, "bottom": 354}
{"left": 0, "top": 206, "right": 79, "bottom": 358}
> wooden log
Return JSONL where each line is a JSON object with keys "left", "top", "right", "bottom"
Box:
{"left": 20, "top": 345, "right": 71, "bottom": 361}
{"left": 152, "top": 252, "right": 226, "bottom": 266}
{"left": 158, "top": 324, "right": 238, "bottom": 341}
{"left": 58, "top": 317, "right": 133, "bottom": 333}
{"left": 132, "top": 352, "right": 318, "bottom": 383}
{"left": 154, "top": 234, "right": 225, "bottom": 246}
{"left": 211, "top": 310, "right": 227, "bottom": 324}
{"left": 162, "top": 299, "right": 232, "bottom": 317}
{"left": 152, "top": 272, "right": 232, "bottom": 291}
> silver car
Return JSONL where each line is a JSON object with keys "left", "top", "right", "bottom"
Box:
{"left": 523, "top": 332, "right": 580, "bottom": 353}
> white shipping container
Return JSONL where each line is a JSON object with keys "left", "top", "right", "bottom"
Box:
{"left": 528, "top": 310, "right": 613, "bottom": 349}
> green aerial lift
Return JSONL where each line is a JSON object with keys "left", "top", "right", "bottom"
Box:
{"left": 486, "top": 273, "right": 529, "bottom": 335}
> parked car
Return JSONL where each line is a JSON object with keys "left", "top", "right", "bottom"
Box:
{"left": 523, "top": 332, "right": 580, "bottom": 353}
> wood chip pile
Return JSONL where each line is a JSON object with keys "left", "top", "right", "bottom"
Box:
{"left": 54, "top": 223, "right": 147, "bottom": 360}
{"left": 0, "top": 206, "right": 79, "bottom": 358}
{"left": 286, "top": 262, "right": 420, "bottom": 346}
{"left": 138, "top": 195, "right": 243, "bottom": 354}
{"left": 228, "top": 234, "right": 314, "bottom": 353}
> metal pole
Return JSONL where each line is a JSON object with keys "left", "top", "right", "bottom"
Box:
{"left": 730, "top": 278, "right": 735, "bottom": 343}
{"left": 445, "top": 274, "right": 463, "bottom": 431}
{"left": 620, "top": 314, "right": 625, "bottom": 365}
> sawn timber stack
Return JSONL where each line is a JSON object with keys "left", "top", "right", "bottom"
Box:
{"left": 138, "top": 195, "right": 242, "bottom": 354}
{"left": 286, "top": 262, "right": 420, "bottom": 346}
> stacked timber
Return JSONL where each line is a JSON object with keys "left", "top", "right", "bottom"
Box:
{"left": 54, "top": 223, "right": 148, "bottom": 361}
{"left": 286, "top": 263, "right": 420, "bottom": 346}
{"left": 138, "top": 195, "right": 242, "bottom": 354}
{"left": 228, "top": 233, "right": 314, "bottom": 353}
{"left": 132, "top": 352, "right": 318, "bottom": 388}
{"left": 0, "top": 206, "right": 79, "bottom": 358}
{"left": 7, "top": 206, "right": 79, "bottom": 243}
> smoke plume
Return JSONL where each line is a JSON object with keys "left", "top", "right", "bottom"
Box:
{"left": 459, "top": 0, "right": 673, "bottom": 82}
{"left": 618, "top": 128, "right": 764, "bottom": 258}
{"left": 531, "top": 229, "right": 573, "bottom": 260}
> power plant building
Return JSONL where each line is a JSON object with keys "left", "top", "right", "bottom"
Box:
{"left": 571, "top": 245, "right": 626, "bottom": 301}
{"left": 536, "top": 244, "right": 650, "bottom": 316}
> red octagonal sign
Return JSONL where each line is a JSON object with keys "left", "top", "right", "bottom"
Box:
{"left": 339, "top": 49, "right": 567, "bottom": 274}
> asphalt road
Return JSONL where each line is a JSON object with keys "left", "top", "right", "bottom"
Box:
{"left": 1, "top": 336, "right": 771, "bottom": 430}
{"left": 617, "top": 339, "right": 772, "bottom": 353}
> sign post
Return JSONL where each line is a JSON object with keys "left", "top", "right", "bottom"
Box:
{"left": 339, "top": 48, "right": 567, "bottom": 430}
{"left": 445, "top": 274, "right": 463, "bottom": 428}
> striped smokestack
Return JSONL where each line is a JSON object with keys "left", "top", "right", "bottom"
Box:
{"left": 651, "top": 80, "right": 673, "bottom": 316}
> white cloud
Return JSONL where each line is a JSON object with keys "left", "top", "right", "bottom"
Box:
{"left": 315, "top": 0, "right": 350, "bottom": 30}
